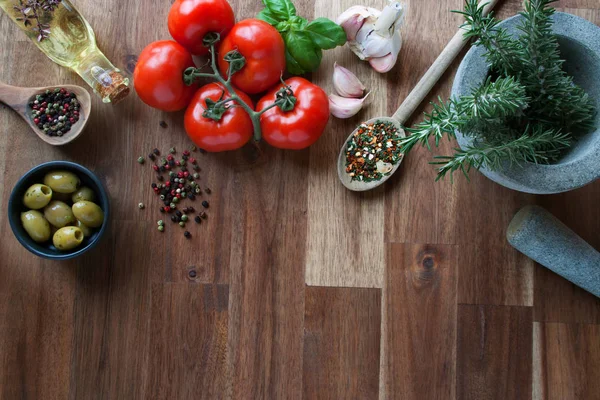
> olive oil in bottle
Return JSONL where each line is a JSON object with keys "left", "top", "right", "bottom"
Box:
{"left": 0, "top": 0, "right": 130, "bottom": 103}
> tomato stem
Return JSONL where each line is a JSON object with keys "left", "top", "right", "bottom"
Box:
{"left": 184, "top": 43, "right": 297, "bottom": 143}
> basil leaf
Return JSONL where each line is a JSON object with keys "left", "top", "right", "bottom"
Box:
{"left": 305, "top": 18, "right": 347, "bottom": 50}
{"left": 262, "top": 0, "right": 296, "bottom": 22}
{"left": 257, "top": 9, "right": 280, "bottom": 26}
{"left": 284, "top": 30, "right": 322, "bottom": 74}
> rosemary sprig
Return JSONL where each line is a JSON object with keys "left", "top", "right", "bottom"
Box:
{"left": 432, "top": 126, "right": 572, "bottom": 181}
{"left": 399, "top": 76, "right": 528, "bottom": 153}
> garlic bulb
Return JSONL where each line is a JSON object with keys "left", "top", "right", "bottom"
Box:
{"left": 329, "top": 92, "right": 371, "bottom": 119}
{"left": 336, "top": 2, "right": 405, "bottom": 73}
{"left": 333, "top": 63, "right": 366, "bottom": 98}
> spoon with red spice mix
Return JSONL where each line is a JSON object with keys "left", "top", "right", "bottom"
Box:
{"left": 337, "top": 0, "right": 499, "bottom": 191}
{"left": 0, "top": 82, "right": 91, "bottom": 146}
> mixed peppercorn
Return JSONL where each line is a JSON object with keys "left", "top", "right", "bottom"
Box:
{"left": 29, "top": 88, "right": 81, "bottom": 137}
{"left": 345, "top": 121, "right": 404, "bottom": 182}
{"left": 138, "top": 146, "right": 212, "bottom": 238}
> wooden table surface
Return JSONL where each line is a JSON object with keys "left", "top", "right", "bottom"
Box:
{"left": 2, "top": 0, "right": 600, "bottom": 398}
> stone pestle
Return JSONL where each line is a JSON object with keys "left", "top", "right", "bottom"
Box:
{"left": 507, "top": 205, "right": 600, "bottom": 298}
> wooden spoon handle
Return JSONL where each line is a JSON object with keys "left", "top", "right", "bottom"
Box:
{"left": 0, "top": 81, "right": 31, "bottom": 113}
{"left": 392, "top": 0, "right": 501, "bottom": 125}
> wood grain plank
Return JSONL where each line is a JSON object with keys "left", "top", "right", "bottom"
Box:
{"left": 383, "top": 243, "right": 457, "bottom": 400}
{"left": 457, "top": 304, "right": 533, "bottom": 400}
{"left": 224, "top": 148, "right": 308, "bottom": 399}
{"left": 306, "top": 0, "right": 387, "bottom": 288}
{"left": 533, "top": 322, "right": 600, "bottom": 400}
{"left": 383, "top": 0, "right": 463, "bottom": 245}
{"left": 68, "top": 221, "right": 152, "bottom": 399}
{"left": 146, "top": 283, "right": 229, "bottom": 400}
{"left": 303, "top": 286, "right": 381, "bottom": 400}
{"left": 0, "top": 27, "right": 77, "bottom": 400}
{"left": 456, "top": 179, "right": 534, "bottom": 306}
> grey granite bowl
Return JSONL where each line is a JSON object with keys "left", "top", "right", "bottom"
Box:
{"left": 451, "top": 12, "right": 600, "bottom": 194}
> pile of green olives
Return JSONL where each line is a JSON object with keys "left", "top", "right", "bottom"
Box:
{"left": 21, "top": 170, "right": 104, "bottom": 251}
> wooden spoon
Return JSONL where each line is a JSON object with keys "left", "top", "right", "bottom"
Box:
{"left": 0, "top": 81, "right": 91, "bottom": 146}
{"left": 338, "top": 0, "right": 500, "bottom": 191}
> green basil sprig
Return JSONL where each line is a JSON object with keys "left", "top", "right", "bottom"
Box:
{"left": 257, "top": 0, "right": 346, "bottom": 75}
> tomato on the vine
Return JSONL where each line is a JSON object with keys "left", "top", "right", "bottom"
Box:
{"left": 134, "top": 41, "right": 197, "bottom": 112}
{"left": 184, "top": 83, "right": 254, "bottom": 152}
{"left": 256, "top": 77, "right": 329, "bottom": 150}
{"left": 168, "top": 0, "right": 235, "bottom": 56}
{"left": 218, "top": 19, "right": 286, "bottom": 94}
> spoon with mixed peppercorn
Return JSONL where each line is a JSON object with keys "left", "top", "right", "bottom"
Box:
{"left": 0, "top": 82, "right": 91, "bottom": 146}
{"left": 337, "top": 0, "right": 499, "bottom": 191}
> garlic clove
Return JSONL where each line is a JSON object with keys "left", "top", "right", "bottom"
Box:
{"left": 329, "top": 92, "right": 371, "bottom": 119}
{"left": 333, "top": 63, "right": 366, "bottom": 98}
{"left": 369, "top": 52, "right": 398, "bottom": 73}
{"left": 360, "top": 34, "right": 395, "bottom": 58}
{"left": 368, "top": 30, "right": 402, "bottom": 73}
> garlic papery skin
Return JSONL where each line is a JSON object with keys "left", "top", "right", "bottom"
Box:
{"left": 329, "top": 92, "right": 371, "bottom": 119}
{"left": 336, "top": 6, "right": 380, "bottom": 41}
{"left": 333, "top": 63, "right": 366, "bottom": 98}
{"left": 337, "top": 2, "right": 405, "bottom": 73}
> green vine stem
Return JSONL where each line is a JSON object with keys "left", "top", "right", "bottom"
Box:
{"left": 183, "top": 33, "right": 296, "bottom": 142}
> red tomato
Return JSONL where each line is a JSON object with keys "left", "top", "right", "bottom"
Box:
{"left": 168, "top": 0, "right": 235, "bottom": 56}
{"left": 185, "top": 83, "right": 254, "bottom": 152}
{"left": 134, "top": 41, "right": 197, "bottom": 112}
{"left": 218, "top": 19, "right": 286, "bottom": 94}
{"left": 257, "top": 77, "right": 329, "bottom": 150}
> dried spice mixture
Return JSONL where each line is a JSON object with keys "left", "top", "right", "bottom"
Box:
{"left": 345, "top": 120, "right": 403, "bottom": 182}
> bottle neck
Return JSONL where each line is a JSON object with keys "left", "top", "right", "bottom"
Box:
{"left": 72, "top": 47, "right": 130, "bottom": 104}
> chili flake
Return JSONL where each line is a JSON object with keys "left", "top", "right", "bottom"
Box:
{"left": 345, "top": 121, "right": 403, "bottom": 182}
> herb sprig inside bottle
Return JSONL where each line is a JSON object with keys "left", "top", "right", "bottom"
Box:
{"left": 12, "top": 0, "right": 61, "bottom": 41}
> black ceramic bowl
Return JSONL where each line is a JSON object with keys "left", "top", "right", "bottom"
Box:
{"left": 8, "top": 161, "right": 110, "bottom": 260}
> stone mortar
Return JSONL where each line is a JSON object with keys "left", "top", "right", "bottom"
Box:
{"left": 451, "top": 12, "right": 600, "bottom": 194}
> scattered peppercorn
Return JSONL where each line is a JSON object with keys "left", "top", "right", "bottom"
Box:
{"left": 159, "top": 120, "right": 168, "bottom": 128}
{"left": 171, "top": 215, "right": 178, "bottom": 222}
{"left": 137, "top": 156, "right": 144, "bottom": 164}
{"left": 148, "top": 153, "right": 156, "bottom": 161}
{"left": 202, "top": 201, "right": 209, "bottom": 208}
{"left": 190, "top": 145, "right": 197, "bottom": 152}
{"left": 138, "top": 202, "right": 145, "bottom": 209}
{"left": 169, "top": 147, "right": 176, "bottom": 154}
{"left": 200, "top": 211, "right": 207, "bottom": 219}
{"left": 205, "top": 187, "right": 211, "bottom": 194}
{"left": 181, "top": 215, "right": 188, "bottom": 222}
{"left": 179, "top": 221, "right": 186, "bottom": 227}
{"left": 195, "top": 216, "right": 202, "bottom": 223}
{"left": 184, "top": 231, "right": 191, "bottom": 238}
{"left": 153, "top": 148, "right": 160, "bottom": 156}
{"left": 157, "top": 220, "right": 165, "bottom": 226}
{"left": 158, "top": 225, "right": 164, "bottom": 232}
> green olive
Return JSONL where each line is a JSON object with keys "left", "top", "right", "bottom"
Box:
{"left": 44, "top": 200, "right": 76, "bottom": 228}
{"left": 72, "top": 201, "right": 104, "bottom": 228}
{"left": 43, "top": 170, "right": 80, "bottom": 194}
{"left": 71, "top": 186, "right": 96, "bottom": 203}
{"left": 21, "top": 210, "right": 51, "bottom": 243}
{"left": 23, "top": 184, "right": 53, "bottom": 209}
{"left": 52, "top": 226, "right": 84, "bottom": 250}
{"left": 75, "top": 219, "right": 93, "bottom": 237}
